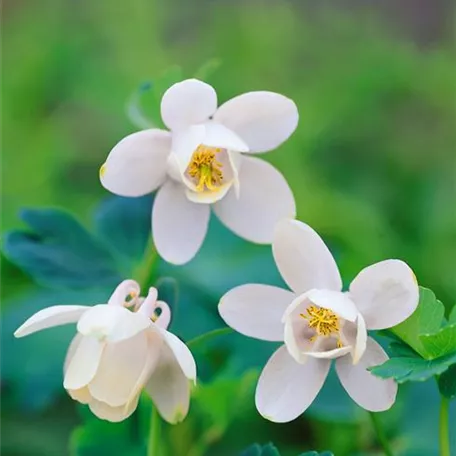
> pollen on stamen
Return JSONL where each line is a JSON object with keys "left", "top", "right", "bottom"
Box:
{"left": 301, "top": 305, "right": 341, "bottom": 338}
{"left": 187, "top": 145, "right": 224, "bottom": 192}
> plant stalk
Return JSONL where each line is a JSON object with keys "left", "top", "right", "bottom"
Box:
{"left": 369, "top": 412, "right": 394, "bottom": 456}
{"left": 439, "top": 396, "right": 451, "bottom": 456}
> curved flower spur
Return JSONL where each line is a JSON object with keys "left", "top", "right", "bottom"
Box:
{"left": 219, "top": 219, "right": 419, "bottom": 423}
{"left": 14, "top": 280, "right": 196, "bottom": 423}
{"left": 100, "top": 79, "right": 298, "bottom": 265}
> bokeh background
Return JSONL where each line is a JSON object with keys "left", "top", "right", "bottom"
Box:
{"left": 2, "top": 1, "right": 456, "bottom": 455}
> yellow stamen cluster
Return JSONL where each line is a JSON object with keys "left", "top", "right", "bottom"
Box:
{"left": 301, "top": 305, "right": 343, "bottom": 347}
{"left": 187, "top": 145, "right": 223, "bottom": 192}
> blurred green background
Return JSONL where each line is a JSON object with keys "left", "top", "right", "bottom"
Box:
{"left": 2, "top": 1, "right": 456, "bottom": 455}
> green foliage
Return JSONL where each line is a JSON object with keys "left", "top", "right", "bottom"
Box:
{"left": 70, "top": 419, "right": 146, "bottom": 456}
{"left": 239, "top": 444, "right": 333, "bottom": 456}
{"left": 3, "top": 209, "right": 121, "bottom": 289}
{"left": 369, "top": 350, "right": 456, "bottom": 383}
{"left": 390, "top": 287, "right": 445, "bottom": 359}
{"left": 420, "top": 324, "right": 456, "bottom": 359}
{"left": 438, "top": 364, "right": 456, "bottom": 399}
{"left": 240, "top": 443, "right": 280, "bottom": 456}
{"left": 372, "top": 288, "right": 456, "bottom": 386}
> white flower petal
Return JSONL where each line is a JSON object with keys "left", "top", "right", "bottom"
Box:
{"left": 77, "top": 304, "right": 151, "bottom": 342}
{"left": 157, "top": 328, "right": 196, "bottom": 381}
{"left": 185, "top": 182, "right": 233, "bottom": 205}
{"left": 100, "top": 129, "right": 171, "bottom": 197}
{"left": 171, "top": 125, "right": 206, "bottom": 170}
{"left": 213, "top": 156, "right": 296, "bottom": 243}
{"left": 255, "top": 345, "right": 330, "bottom": 423}
{"left": 305, "top": 346, "right": 352, "bottom": 359}
{"left": 64, "top": 333, "right": 83, "bottom": 373}
{"left": 336, "top": 337, "right": 397, "bottom": 412}
{"left": 68, "top": 386, "right": 92, "bottom": 404}
{"left": 64, "top": 335, "right": 105, "bottom": 390}
{"left": 201, "top": 122, "right": 249, "bottom": 152}
{"left": 161, "top": 79, "right": 217, "bottom": 131}
{"left": 349, "top": 259, "right": 419, "bottom": 330}
{"left": 273, "top": 219, "right": 342, "bottom": 294}
{"left": 14, "top": 305, "right": 90, "bottom": 338}
{"left": 108, "top": 280, "right": 141, "bottom": 306}
{"left": 89, "top": 395, "right": 140, "bottom": 423}
{"left": 219, "top": 284, "right": 295, "bottom": 341}
{"left": 88, "top": 331, "right": 154, "bottom": 407}
{"left": 152, "top": 180, "right": 210, "bottom": 265}
{"left": 145, "top": 342, "right": 191, "bottom": 424}
{"left": 305, "top": 289, "right": 358, "bottom": 322}
{"left": 213, "top": 91, "right": 298, "bottom": 153}
{"left": 352, "top": 313, "right": 367, "bottom": 365}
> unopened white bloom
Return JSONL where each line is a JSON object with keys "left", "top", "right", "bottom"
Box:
{"left": 100, "top": 79, "right": 298, "bottom": 265}
{"left": 219, "top": 219, "right": 419, "bottom": 423}
{"left": 14, "top": 280, "right": 196, "bottom": 423}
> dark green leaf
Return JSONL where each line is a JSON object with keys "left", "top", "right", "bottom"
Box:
{"left": 419, "top": 324, "right": 456, "bottom": 359}
{"left": 94, "top": 195, "right": 153, "bottom": 273}
{"left": 3, "top": 209, "right": 120, "bottom": 288}
{"left": 299, "top": 452, "right": 334, "bottom": 456}
{"left": 240, "top": 443, "right": 280, "bottom": 456}
{"left": 369, "top": 350, "right": 456, "bottom": 383}
{"left": 438, "top": 364, "right": 456, "bottom": 399}
{"left": 388, "top": 340, "right": 421, "bottom": 359}
{"left": 390, "top": 287, "right": 445, "bottom": 359}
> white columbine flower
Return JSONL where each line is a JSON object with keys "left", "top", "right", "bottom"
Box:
{"left": 100, "top": 79, "right": 298, "bottom": 265}
{"left": 219, "top": 219, "right": 419, "bottom": 423}
{"left": 14, "top": 280, "right": 196, "bottom": 423}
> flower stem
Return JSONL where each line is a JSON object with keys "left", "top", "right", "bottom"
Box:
{"left": 147, "top": 406, "right": 161, "bottom": 456}
{"left": 187, "top": 327, "right": 234, "bottom": 348}
{"left": 439, "top": 396, "right": 451, "bottom": 456}
{"left": 134, "top": 239, "right": 158, "bottom": 290}
{"left": 369, "top": 412, "right": 394, "bottom": 456}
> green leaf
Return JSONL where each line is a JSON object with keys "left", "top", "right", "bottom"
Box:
{"left": 390, "top": 287, "right": 445, "bottom": 358}
{"left": 438, "top": 364, "right": 456, "bottom": 399}
{"left": 95, "top": 195, "right": 153, "bottom": 273}
{"left": 419, "top": 324, "right": 456, "bottom": 359}
{"left": 70, "top": 418, "right": 146, "bottom": 456}
{"left": 194, "top": 58, "right": 222, "bottom": 80}
{"left": 3, "top": 209, "right": 121, "bottom": 288}
{"left": 299, "top": 452, "right": 334, "bottom": 456}
{"left": 449, "top": 305, "right": 456, "bottom": 324}
{"left": 369, "top": 350, "right": 456, "bottom": 383}
{"left": 240, "top": 443, "right": 280, "bottom": 456}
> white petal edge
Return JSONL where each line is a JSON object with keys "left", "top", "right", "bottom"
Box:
{"left": 336, "top": 337, "right": 397, "bottom": 412}
{"left": 349, "top": 259, "right": 419, "bottom": 330}
{"left": 14, "top": 305, "right": 90, "bottom": 338}
{"left": 145, "top": 341, "right": 191, "bottom": 424}
{"left": 152, "top": 180, "right": 210, "bottom": 265}
{"left": 77, "top": 304, "right": 151, "bottom": 342}
{"left": 213, "top": 91, "right": 299, "bottom": 153}
{"left": 157, "top": 328, "right": 196, "bottom": 382}
{"left": 213, "top": 156, "right": 296, "bottom": 244}
{"left": 272, "top": 219, "right": 342, "bottom": 294}
{"left": 255, "top": 345, "right": 330, "bottom": 423}
{"left": 64, "top": 335, "right": 105, "bottom": 390}
{"left": 306, "top": 289, "right": 358, "bottom": 322}
{"left": 219, "top": 284, "right": 295, "bottom": 342}
{"left": 88, "top": 331, "right": 151, "bottom": 407}
{"left": 305, "top": 346, "right": 352, "bottom": 359}
{"left": 352, "top": 313, "right": 367, "bottom": 365}
{"left": 100, "top": 129, "right": 171, "bottom": 197}
{"left": 161, "top": 79, "right": 217, "bottom": 131}
{"left": 89, "top": 395, "right": 140, "bottom": 423}
{"left": 108, "top": 280, "right": 140, "bottom": 306}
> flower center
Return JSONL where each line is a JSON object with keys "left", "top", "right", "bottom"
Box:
{"left": 187, "top": 145, "right": 223, "bottom": 192}
{"left": 301, "top": 305, "right": 343, "bottom": 347}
